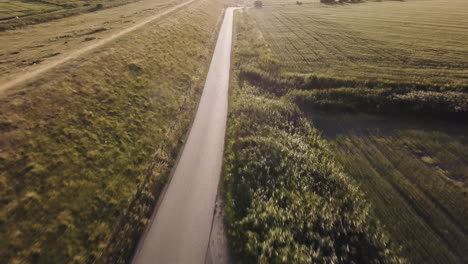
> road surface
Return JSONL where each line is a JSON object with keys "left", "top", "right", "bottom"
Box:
{"left": 131, "top": 7, "right": 236, "bottom": 264}
{"left": 0, "top": 0, "right": 196, "bottom": 94}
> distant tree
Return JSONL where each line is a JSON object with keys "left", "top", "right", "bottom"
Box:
{"left": 254, "top": 0, "right": 263, "bottom": 8}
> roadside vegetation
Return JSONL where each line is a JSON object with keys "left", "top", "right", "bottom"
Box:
{"left": 224, "top": 11, "right": 404, "bottom": 263}
{"left": 0, "top": 0, "right": 224, "bottom": 262}
{"left": 226, "top": 1, "right": 468, "bottom": 263}
{"left": 0, "top": 0, "right": 141, "bottom": 30}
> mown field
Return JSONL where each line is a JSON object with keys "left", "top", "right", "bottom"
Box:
{"left": 0, "top": 0, "right": 224, "bottom": 262}
{"left": 0, "top": 0, "right": 140, "bottom": 29}
{"left": 226, "top": 0, "right": 468, "bottom": 263}
{"left": 0, "top": 0, "right": 183, "bottom": 86}
{"left": 253, "top": 0, "right": 468, "bottom": 87}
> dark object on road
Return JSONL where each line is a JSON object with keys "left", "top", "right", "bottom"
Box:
{"left": 254, "top": 0, "right": 263, "bottom": 8}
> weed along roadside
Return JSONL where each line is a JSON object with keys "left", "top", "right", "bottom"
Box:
{"left": 0, "top": 0, "right": 226, "bottom": 262}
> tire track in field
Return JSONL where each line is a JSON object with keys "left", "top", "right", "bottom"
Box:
{"left": 277, "top": 10, "right": 345, "bottom": 64}
{"left": 358, "top": 137, "right": 468, "bottom": 263}
{"left": 353, "top": 139, "right": 463, "bottom": 263}
{"left": 341, "top": 138, "right": 459, "bottom": 263}
{"left": 277, "top": 10, "right": 356, "bottom": 67}
{"left": 298, "top": 12, "right": 404, "bottom": 65}
{"left": 271, "top": 12, "right": 313, "bottom": 66}
{"left": 255, "top": 11, "right": 305, "bottom": 71}
{"left": 376, "top": 138, "right": 468, "bottom": 236}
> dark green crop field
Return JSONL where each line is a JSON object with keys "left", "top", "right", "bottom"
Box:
{"left": 312, "top": 113, "right": 468, "bottom": 263}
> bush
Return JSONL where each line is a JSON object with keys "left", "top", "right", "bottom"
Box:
{"left": 254, "top": 0, "right": 263, "bottom": 8}
{"left": 285, "top": 88, "right": 468, "bottom": 118}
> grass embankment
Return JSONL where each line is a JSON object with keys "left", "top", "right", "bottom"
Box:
{"left": 0, "top": 0, "right": 141, "bottom": 30}
{"left": 0, "top": 0, "right": 224, "bottom": 262}
{"left": 223, "top": 11, "right": 404, "bottom": 264}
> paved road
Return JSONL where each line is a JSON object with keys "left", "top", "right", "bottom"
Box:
{"left": 131, "top": 7, "right": 236, "bottom": 264}
{"left": 0, "top": 0, "right": 196, "bottom": 94}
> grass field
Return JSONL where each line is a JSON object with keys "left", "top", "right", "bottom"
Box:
{"left": 228, "top": 1, "right": 468, "bottom": 263}
{"left": 0, "top": 0, "right": 224, "bottom": 262}
{"left": 0, "top": 0, "right": 183, "bottom": 86}
{"left": 253, "top": 0, "right": 468, "bottom": 87}
{"left": 223, "top": 11, "right": 404, "bottom": 263}
{"left": 0, "top": 0, "right": 58, "bottom": 19}
{"left": 0, "top": 0, "right": 141, "bottom": 29}
{"left": 312, "top": 113, "right": 468, "bottom": 263}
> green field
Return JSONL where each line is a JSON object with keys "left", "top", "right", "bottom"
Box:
{"left": 312, "top": 113, "right": 468, "bottom": 263}
{"left": 0, "top": 0, "right": 224, "bottom": 262}
{"left": 253, "top": 0, "right": 468, "bottom": 87}
{"left": 226, "top": 1, "right": 468, "bottom": 263}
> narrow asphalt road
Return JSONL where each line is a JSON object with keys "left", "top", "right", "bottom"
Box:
{"left": 131, "top": 7, "right": 236, "bottom": 264}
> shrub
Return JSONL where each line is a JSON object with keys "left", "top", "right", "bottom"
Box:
{"left": 254, "top": 0, "right": 263, "bottom": 8}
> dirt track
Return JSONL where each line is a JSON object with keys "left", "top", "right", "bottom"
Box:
{"left": 0, "top": 0, "right": 195, "bottom": 94}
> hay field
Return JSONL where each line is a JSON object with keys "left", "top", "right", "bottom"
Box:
{"left": 253, "top": 0, "right": 468, "bottom": 87}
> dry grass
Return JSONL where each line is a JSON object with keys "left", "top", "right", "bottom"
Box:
{"left": 0, "top": 0, "right": 225, "bottom": 262}
{"left": 0, "top": 0, "right": 182, "bottom": 85}
{"left": 0, "top": 0, "right": 142, "bottom": 29}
